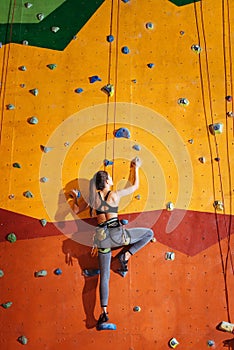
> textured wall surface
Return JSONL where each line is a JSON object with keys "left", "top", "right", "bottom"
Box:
{"left": 0, "top": 0, "right": 233, "bottom": 349}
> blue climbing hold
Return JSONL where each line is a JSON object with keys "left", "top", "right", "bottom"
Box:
{"left": 75, "top": 88, "right": 83, "bottom": 93}
{"left": 114, "top": 127, "right": 131, "bottom": 139}
{"left": 83, "top": 269, "right": 100, "bottom": 277}
{"left": 132, "top": 144, "right": 141, "bottom": 151}
{"left": 147, "top": 63, "right": 155, "bottom": 68}
{"left": 96, "top": 323, "right": 117, "bottom": 331}
{"left": 121, "top": 46, "right": 130, "bottom": 54}
{"left": 89, "top": 75, "right": 102, "bottom": 83}
{"left": 104, "top": 159, "right": 114, "bottom": 166}
{"left": 28, "top": 116, "right": 38, "bottom": 125}
{"left": 120, "top": 219, "right": 128, "bottom": 225}
{"left": 107, "top": 35, "right": 114, "bottom": 42}
{"left": 29, "top": 88, "right": 39, "bottom": 96}
{"left": 54, "top": 268, "right": 62, "bottom": 275}
{"left": 7, "top": 104, "right": 15, "bottom": 110}
{"left": 13, "top": 162, "right": 21, "bottom": 168}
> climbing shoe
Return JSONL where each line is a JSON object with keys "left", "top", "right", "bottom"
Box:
{"left": 118, "top": 252, "right": 129, "bottom": 272}
{"left": 97, "top": 312, "right": 109, "bottom": 325}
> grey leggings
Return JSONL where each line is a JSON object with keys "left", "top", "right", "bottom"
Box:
{"left": 98, "top": 227, "right": 154, "bottom": 307}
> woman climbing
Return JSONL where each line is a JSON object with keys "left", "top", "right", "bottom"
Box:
{"left": 89, "top": 157, "right": 154, "bottom": 327}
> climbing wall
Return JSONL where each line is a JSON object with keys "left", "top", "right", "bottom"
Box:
{"left": 0, "top": 0, "right": 234, "bottom": 349}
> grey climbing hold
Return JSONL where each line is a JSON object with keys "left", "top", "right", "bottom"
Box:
{"left": 40, "top": 219, "right": 47, "bottom": 227}
{"left": 121, "top": 46, "right": 130, "bottom": 54}
{"left": 165, "top": 252, "right": 175, "bottom": 260}
{"left": 178, "top": 97, "right": 189, "bottom": 106}
{"left": 135, "top": 194, "right": 141, "bottom": 200}
{"left": 104, "top": 159, "right": 114, "bottom": 166}
{"left": 40, "top": 177, "right": 48, "bottom": 183}
{"left": 18, "top": 336, "right": 28, "bottom": 345}
{"left": 25, "top": 2, "right": 32, "bottom": 8}
{"left": 19, "top": 65, "right": 27, "bottom": 71}
{"left": 209, "top": 123, "right": 223, "bottom": 135}
{"left": 22, "top": 40, "right": 29, "bottom": 45}
{"left": 37, "top": 13, "right": 45, "bottom": 21}
{"left": 89, "top": 75, "right": 102, "bottom": 83}
{"left": 227, "top": 111, "right": 234, "bottom": 117}
{"left": 133, "top": 306, "right": 141, "bottom": 312}
{"left": 0, "top": 270, "right": 4, "bottom": 277}
{"left": 166, "top": 202, "right": 174, "bottom": 211}
{"left": 188, "top": 138, "right": 194, "bottom": 144}
{"left": 1, "top": 301, "right": 13, "bottom": 309}
{"left": 47, "top": 64, "right": 57, "bottom": 70}
{"left": 7, "top": 104, "right": 15, "bottom": 110}
{"left": 35, "top": 270, "right": 47, "bottom": 277}
{"left": 107, "top": 35, "right": 114, "bottom": 42}
{"left": 51, "top": 26, "right": 60, "bottom": 33}
{"left": 29, "top": 88, "right": 39, "bottom": 96}
{"left": 132, "top": 144, "right": 141, "bottom": 151}
{"left": 146, "top": 22, "right": 154, "bottom": 30}
{"left": 191, "top": 44, "right": 202, "bottom": 54}
{"left": 7, "top": 232, "right": 17, "bottom": 243}
{"left": 132, "top": 79, "right": 137, "bottom": 83}
{"left": 40, "top": 145, "right": 53, "bottom": 153}
{"left": 8, "top": 194, "right": 15, "bottom": 199}
{"left": 114, "top": 127, "right": 131, "bottom": 138}
{"left": 28, "top": 116, "right": 38, "bottom": 124}
{"left": 13, "top": 162, "right": 21, "bottom": 168}
{"left": 101, "top": 84, "right": 114, "bottom": 97}
{"left": 23, "top": 190, "right": 34, "bottom": 198}
{"left": 213, "top": 200, "right": 224, "bottom": 211}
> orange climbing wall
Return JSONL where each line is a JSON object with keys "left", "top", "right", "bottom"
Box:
{"left": 0, "top": 0, "right": 234, "bottom": 349}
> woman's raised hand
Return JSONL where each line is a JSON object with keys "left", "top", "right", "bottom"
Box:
{"left": 131, "top": 157, "right": 142, "bottom": 168}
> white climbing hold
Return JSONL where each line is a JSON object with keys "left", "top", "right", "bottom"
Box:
{"left": 29, "top": 88, "right": 39, "bottom": 96}
{"left": 37, "top": 13, "right": 44, "bottom": 21}
{"left": 191, "top": 44, "right": 202, "bottom": 54}
{"left": 51, "top": 26, "right": 60, "bottom": 33}
{"left": 24, "top": 2, "right": 32, "bottom": 8}
{"left": 166, "top": 202, "right": 174, "bottom": 211}
{"left": 178, "top": 98, "right": 189, "bottom": 106}
{"left": 28, "top": 116, "right": 38, "bottom": 124}
{"left": 213, "top": 200, "right": 224, "bottom": 211}
{"left": 165, "top": 252, "right": 175, "bottom": 260}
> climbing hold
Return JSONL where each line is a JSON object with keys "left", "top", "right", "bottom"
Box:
{"left": 165, "top": 252, "right": 175, "bottom": 260}
{"left": 178, "top": 98, "right": 189, "bottom": 106}
{"left": 104, "top": 159, "right": 114, "bottom": 166}
{"left": 23, "top": 190, "right": 34, "bottom": 198}
{"left": 64, "top": 141, "right": 70, "bottom": 147}
{"left": 75, "top": 88, "right": 83, "bottom": 94}
{"left": 51, "top": 26, "right": 60, "bottom": 33}
{"left": 213, "top": 200, "right": 224, "bottom": 211}
{"left": 22, "top": 40, "right": 29, "bottom": 45}
{"left": 114, "top": 127, "right": 131, "bottom": 138}
{"left": 166, "top": 202, "right": 174, "bottom": 211}
{"left": 7, "top": 232, "right": 17, "bottom": 243}
{"left": 132, "top": 144, "right": 141, "bottom": 151}
{"left": 40, "top": 145, "right": 53, "bottom": 153}
{"left": 8, "top": 194, "right": 15, "bottom": 199}
{"left": 54, "top": 268, "right": 62, "bottom": 275}
{"left": 18, "top": 336, "right": 28, "bottom": 345}
{"left": 146, "top": 22, "right": 154, "bottom": 30}
{"left": 25, "top": 2, "right": 32, "bottom": 8}
{"left": 207, "top": 340, "right": 215, "bottom": 347}
{"left": 83, "top": 269, "right": 100, "bottom": 277}
{"left": 169, "top": 338, "right": 179, "bottom": 348}
{"left": 132, "top": 79, "right": 137, "bottom": 83}
{"left": 226, "top": 95, "right": 232, "bottom": 102}
{"left": 120, "top": 219, "right": 129, "bottom": 225}
{"left": 28, "top": 116, "right": 38, "bottom": 125}
{"left": 40, "top": 219, "right": 47, "bottom": 227}
{"left": 147, "top": 63, "right": 155, "bottom": 68}
{"left": 47, "top": 64, "right": 57, "bottom": 70}
{"left": 1, "top": 301, "right": 13, "bottom": 309}
{"left": 37, "top": 13, "right": 45, "bottom": 21}
{"left": 20, "top": 84, "right": 26, "bottom": 88}
{"left": 0, "top": 270, "right": 4, "bottom": 277}
{"left": 133, "top": 306, "right": 141, "bottom": 312}
{"left": 151, "top": 237, "right": 157, "bottom": 243}
{"left": 40, "top": 177, "right": 48, "bottom": 183}
{"left": 227, "top": 111, "right": 234, "bottom": 117}
{"left": 191, "top": 44, "right": 202, "bottom": 54}
{"left": 209, "top": 123, "right": 223, "bottom": 135}
{"left": 13, "top": 162, "right": 21, "bottom": 168}
{"left": 198, "top": 156, "right": 206, "bottom": 163}
{"left": 180, "top": 30, "right": 185, "bottom": 35}
{"left": 188, "top": 138, "right": 194, "bottom": 144}
{"left": 107, "top": 35, "right": 114, "bottom": 42}
{"left": 101, "top": 84, "right": 114, "bottom": 97}
{"left": 29, "top": 88, "right": 39, "bottom": 96}
{"left": 96, "top": 323, "right": 117, "bottom": 331}
{"left": 19, "top": 65, "right": 27, "bottom": 71}
{"left": 122, "top": 0, "right": 130, "bottom": 2}
{"left": 89, "top": 75, "right": 102, "bottom": 83}
{"left": 214, "top": 157, "right": 220, "bottom": 162}
{"left": 135, "top": 194, "right": 141, "bottom": 200}
{"left": 219, "top": 321, "right": 234, "bottom": 333}
{"left": 35, "top": 270, "right": 47, "bottom": 277}
{"left": 121, "top": 46, "right": 130, "bottom": 54}
{"left": 7, "top": 104, "right": 15, "bottom": 110}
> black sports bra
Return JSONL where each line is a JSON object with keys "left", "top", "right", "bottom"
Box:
{"left": 96, "top": 191, "right": 118, "bottom": 215}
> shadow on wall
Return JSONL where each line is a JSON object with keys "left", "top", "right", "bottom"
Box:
{"left": 223, "top": 338, "right": 234, "bottom": 349}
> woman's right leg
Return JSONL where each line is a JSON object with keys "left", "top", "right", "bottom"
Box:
{"left": 97, "top": 248, "right": 111, "bottom": 323}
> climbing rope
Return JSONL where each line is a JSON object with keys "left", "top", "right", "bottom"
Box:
{"left": 194, "top": 0, "right": 233, "bottom": 322}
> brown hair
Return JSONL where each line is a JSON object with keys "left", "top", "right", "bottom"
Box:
{"left": 89, "top": 171, "right": 109, "bottom": 216}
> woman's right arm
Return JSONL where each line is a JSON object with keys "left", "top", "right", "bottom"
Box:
{"left": 116, "top": 157, "right": 141, "bottom": 199}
